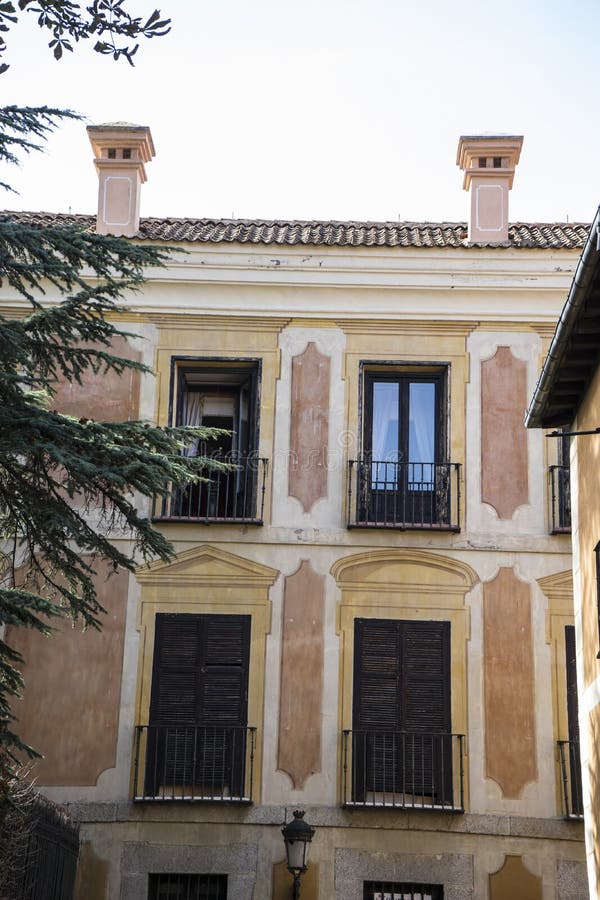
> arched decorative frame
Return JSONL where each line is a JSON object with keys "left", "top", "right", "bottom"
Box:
{"left": 331, "top": 548, "right": 478, "bottom": 809}
{"left": 133, "top": 544, "right": 279, "bottom": 803}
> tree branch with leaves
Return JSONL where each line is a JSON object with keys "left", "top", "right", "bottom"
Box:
{"left": 0, "top": 0, "right": 170, "bottom": 73}
{"left": 0, "top": 96, "right": 228, "bottom": 774}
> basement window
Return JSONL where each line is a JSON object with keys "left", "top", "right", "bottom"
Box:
{"left": 148, "top": 874, "right": 227, "bottom": 899}
{"left": 364, "top": 883, "right": 443, "bottom": 900}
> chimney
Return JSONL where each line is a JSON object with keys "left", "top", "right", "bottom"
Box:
{"left": 456, "top": 134, "right": 523, "bottom": 244}
{"left": 87, "top": 122, "right": 155, "bottom": 236}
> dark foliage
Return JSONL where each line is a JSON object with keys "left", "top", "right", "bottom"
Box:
{"left": 0, "top": 0, "right": 170, "bottom": 74}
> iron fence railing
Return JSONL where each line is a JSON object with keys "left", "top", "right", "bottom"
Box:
{"left": 347, "top": 460, "right": 461, "bottom": 530}
{"left": 10, "top": 800, "right": 79, "bottom": 900}
{"left": 152, "top": 456, "right": 267, "bottom": 523}
{"left": 133, "top": 724, "right": 256, "bottom": 803}
{"left": 558, "top": 739, "right": 583, "bottom": 819}
{"left": 550, "top": 465, "right": 571, "bottom": 533}
{"left": 342, "top": 730, "right": 465, "bottom": 812}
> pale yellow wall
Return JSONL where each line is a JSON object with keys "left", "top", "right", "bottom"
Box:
{"left": 572, "top": 362, "right": 600, "bottom": 895}
{"left": 574, "top": 364, "right": 600, "bottom": 687}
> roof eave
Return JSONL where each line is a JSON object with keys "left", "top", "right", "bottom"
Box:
{"left": 526, "top": 205, "right": 600, "bottom": 429}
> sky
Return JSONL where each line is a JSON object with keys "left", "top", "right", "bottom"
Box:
{"left": 3, "top": 0, "right": 600, "bottom": 224}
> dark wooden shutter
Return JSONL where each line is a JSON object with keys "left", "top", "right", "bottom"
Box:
{"left": 199, "top": 615, "right": 250, "bottom": 726}
{"left": 565, "top": 624, "right": 582, "bottom": 814}
{"left": 353, "top": 618, "right": 451, "bottom": 802}
{"left": 150, "top": 614, "right": 200, "bottom": 725}
{"left": 197, "top": 614, "right": 250, "bottom": 795}
{"left": 402, "top": 621, "right": 451, "bottom": 800}
{"left": 565, "top": 625, "right": 579, "bottom": 744}
{"left": 402, "top": 621, "right": 450, "bottom": 732}
{"left": 354, "top": 619, "right": 401, "bottom": 731}
{"left": 353, "top": 619, "right": 401, "bottom": 798}
{"left": 146, "top": 613, "right": 250, "bottom": 797}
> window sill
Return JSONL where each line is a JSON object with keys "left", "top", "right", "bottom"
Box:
{"left": 342, "top": 800, "right": 464, "bottom": 814}
{"left": 151, "top": 516, "right": 264, "bottom": 526}
{"left": 347, "top": 522, "right": 460, "bottom": 533}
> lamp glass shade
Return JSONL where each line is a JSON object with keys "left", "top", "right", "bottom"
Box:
{"left": 285, "top": 836, "right": 309, "bottom": 871}
{"left": 281, "top": 810, "right": 314, "bottom": 873}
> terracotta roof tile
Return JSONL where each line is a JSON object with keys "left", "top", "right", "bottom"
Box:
{"left": 1, "top": 211, "right": 589, "bottom": 250}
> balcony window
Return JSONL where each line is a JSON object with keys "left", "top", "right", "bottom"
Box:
{"left": 343, "top": 618, "right": 464, "bottom": 812}
{"left": 348, "top": 367, "right": 460, "bottom": 530}
{"left": 550, "top": 430, "right": 571, "bottom": 532}
{"left": 558, "top": 625, "right": 583, "bottom": 818}
{"left": 134, "top": 613, "right": 255, "bottom": 803}
{"left": 153, "top": 361, "right": 267, "bottom": 523}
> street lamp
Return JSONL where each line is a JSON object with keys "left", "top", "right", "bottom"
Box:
{"left": 281, "top": 809, "right": 315, "bottom": 899}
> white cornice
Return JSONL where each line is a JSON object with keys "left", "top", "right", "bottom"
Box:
{"left": 0, "top": 244, "right": 579, "bottom": 323}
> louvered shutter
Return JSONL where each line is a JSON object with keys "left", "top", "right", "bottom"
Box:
{"left": 565, "top": 625, "right": 579, "bottom": 744}
{"left": 402, "top": 621, "right": 451, "bottom": 801}
{"left": 150, "top": 614, "right": 200, "bottom": 725}
{"left": 146, "top": 613, "right": 250, "bottom": 797}
{"left": 197, "top": 615, "right": 250, "bottom": 794}
{"left": 353, "top": 618, "right": 451, "bottom": 802}
{"left": 353, "top": 619, "right": 402, "bottom": 798}
{"left": 198, "top": 615, "right": 250, "bottom": 725}
{"left": 565, "top": 624, "right": 582, "bottom": 814}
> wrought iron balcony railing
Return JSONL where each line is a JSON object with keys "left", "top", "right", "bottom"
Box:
{"left": 347, "top": 460, "right": 461, "bottom": 530}
{"left": 550, "top": 465, "right": 571, "bottom": 533}
{"left": 133, "top": 725, "right": 256, "bottom": 803}
{"left": 152, "top": 456, "right": 267, "bottom": 524}
{"left": 342, "top": 730, "right": 465, "bottom": 812}
{"left": 558, "top": 740, "right": 583, "bottom": 819}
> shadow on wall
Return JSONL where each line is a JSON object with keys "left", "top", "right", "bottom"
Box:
{"left": 74, "top": 842, "right": 109, "bottom": 900}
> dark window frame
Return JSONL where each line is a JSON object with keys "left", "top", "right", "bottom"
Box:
{"left": 169, "top": 356, "right": 262, "bottom": 459}
{"left": 157, "top": 357, "right": 264, "bottom": 523}
{"left": 359, "top": 362, "right": 450, "bottom": 465}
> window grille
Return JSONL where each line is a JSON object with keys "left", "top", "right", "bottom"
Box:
{"left": 148, "top": 873, "right": 227, "bottom": 900}
{"left": 363, "top": 883, "right": 443, "bottom": 900}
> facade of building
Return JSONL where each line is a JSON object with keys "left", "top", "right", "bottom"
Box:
{"left": 527, "top": 205, "right": 600, "bottom": 900}
{"left": 2, "top": 128, "right": 592, "bottom": 899}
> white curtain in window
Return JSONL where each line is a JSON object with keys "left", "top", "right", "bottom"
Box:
{"left": 182, "top": 391, "right": 204, "bottom": 457}
{"left": 408, "top": 383, "right": 434, "bottom": 463}
{"left": 372, "top": 383, "right": 399, "bottom": 461}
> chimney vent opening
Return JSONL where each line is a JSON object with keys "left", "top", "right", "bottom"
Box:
{"left": 123, "top": 148, "right": 132, "bottom": 160}
{"left": 107, "top": 148, "right": 116, "bottom": 159}
{"left": 478, "top": 157, "right": 487, "bottom": 168}
{"left": 493, "top": 156, "right": 502, "bottom": 168}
